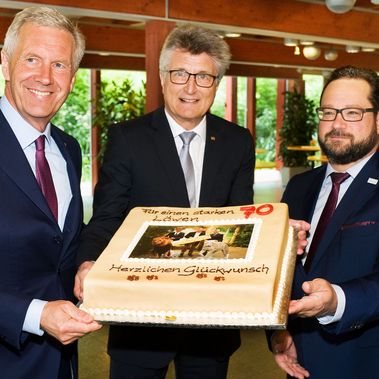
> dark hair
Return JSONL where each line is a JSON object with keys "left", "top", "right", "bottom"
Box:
{"left": 321, "top": 66, "right": 379, "bottom": 110}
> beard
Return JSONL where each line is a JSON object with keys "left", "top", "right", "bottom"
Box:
{"left": 318, "top": 127, "right": 379, "bottom": 165}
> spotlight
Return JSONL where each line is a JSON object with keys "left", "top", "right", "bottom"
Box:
{"left": 346, "top": 45, "right": 360, "bottom": 53}
{"left": 284, "top": 38, "right": 298, "bottom": 47}
{"left": 303, "top": 46, "right": 321, "bottom": 60}
{"left": 324, "top": 50, "right": 338, "bottom": 61}
{"left": 325, "top": 0, "right": 356, "bottom": 14}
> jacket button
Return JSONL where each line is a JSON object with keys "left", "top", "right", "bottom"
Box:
{"left": 53, "top": 236, "right": 63, "bottom": 245}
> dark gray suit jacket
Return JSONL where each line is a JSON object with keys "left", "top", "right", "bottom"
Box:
{"left": 78, "top": 107, "right": 254, "bottom": 366}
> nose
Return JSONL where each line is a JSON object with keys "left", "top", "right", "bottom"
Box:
{"left": 331, "top": 112, "right": 347, "bottom": 129}
{"left": 183, "top": 75, "right": 197, "bottom": 93}
{"left": 35, "top": 63, "right": 53, "bottom": 85}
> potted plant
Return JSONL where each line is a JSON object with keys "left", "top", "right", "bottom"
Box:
{"left": 279, "top": 89, "right": 318, "bottom": 185}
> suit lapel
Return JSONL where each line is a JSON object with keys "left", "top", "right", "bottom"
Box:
{"left": 0, "top": 112, "right": 55, "bottom": 220}
{"left": 301, "top": 167, "right": 326, "bottom": 223}
{"left": 199, "top": 114, "right": 222, "bottom": 205}
{"left": 149, "top": 108, "right": 189, "bottom": 205}
{"left": 51, "top": 126, "right": 82, "bottom": 235}
{"left": 310, "top": 153, "right": 379, "bottom": 271}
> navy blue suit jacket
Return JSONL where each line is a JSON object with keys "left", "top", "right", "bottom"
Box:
{"left": 282, "top": 153, "right": 379, "bottom": 379}
{"left": 78, "top": 107, "right": 254, "bottom": 367}
{"left": 0, "top": 111, "right": 83, "bottom": 379}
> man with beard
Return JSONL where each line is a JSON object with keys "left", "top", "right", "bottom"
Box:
{"left": 269, "top": 66, "right": 379, "bottom": 379}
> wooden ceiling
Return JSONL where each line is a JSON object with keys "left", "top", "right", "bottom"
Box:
{"left": 1, "top": 0, "right": 379, "bottom": 79}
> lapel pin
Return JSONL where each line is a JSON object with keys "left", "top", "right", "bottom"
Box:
{"left": 210, "top": 136, "right": 216, "bottom": 142}
{"left": 367, "top": 177, "right": 378, "bottom": 185}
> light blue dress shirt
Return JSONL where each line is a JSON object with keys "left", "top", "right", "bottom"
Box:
{"left": 0, "top": 95, "right": 73, "bottom": 336}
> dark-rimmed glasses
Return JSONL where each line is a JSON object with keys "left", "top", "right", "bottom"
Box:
{"left": 316, "top": 107, "right": 377, "bottom": 122}
{"left": 165, "top": 69, "right": 218, "bottom": 88}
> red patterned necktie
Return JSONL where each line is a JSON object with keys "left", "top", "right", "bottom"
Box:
{"left": 35, "top": 135, "right": 58, "bottom": 221}
{"left": 304, "top": 172, "right": 350, "bottom": 272}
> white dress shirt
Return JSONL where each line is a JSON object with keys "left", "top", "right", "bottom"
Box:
{"left": 165, "top": 109, "right": 206, "bottom": 207}
{"left": 0, "top": 95, "right": 73, "bottom": 336}
{"left": 306, "top": 154, "right": 374, "bottom": 324}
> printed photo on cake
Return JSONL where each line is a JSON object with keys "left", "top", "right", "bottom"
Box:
{"left": 127, "top": 224, "right": 255, "bottom": 259}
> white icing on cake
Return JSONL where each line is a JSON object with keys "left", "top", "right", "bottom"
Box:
{"left": 81, "top": 204, "right": 296, "bottom": 328}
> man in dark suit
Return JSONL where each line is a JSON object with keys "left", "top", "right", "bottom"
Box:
{"left": 0, "top": 7, "right": 101, "bottom": 379}
{"left": 75, "top": 25, "right": 254, "bottom": 379}
{"left": 270, "top": 66, "right": 379, "bottom": 379}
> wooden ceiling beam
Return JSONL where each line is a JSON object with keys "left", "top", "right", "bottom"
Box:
{"left": 169, "top": 0, "right": 379, "bottom": 46}
{"left": 9, "top": 0, "right": 166, "bottom": 17}
{"left": 79, "top": 24, "right": 145, "bottom": 55}
{"left": 228, "top": 64, "right": 301, "bottom": 80}
{"left": 227, "top": 39, "right": 379, "bottom": 72}
{"left": 3, "top": 0, "right": 379, "bottom": 74}
{"left": 80, "top": 55, "right": 145, "bottom": 70}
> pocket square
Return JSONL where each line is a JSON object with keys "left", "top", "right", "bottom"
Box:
{"left": 341, "top": 221, "right": 377, "bottom": 230}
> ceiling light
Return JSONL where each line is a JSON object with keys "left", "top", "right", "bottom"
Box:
{"left": 325, "top": 0, "right": 356, "bottom": 14}
{"left": 361, "top": 47, "right": 376, "bottom": 52}
{"left": 324, "top": 49, "right": 338, "bottom": 61}
{"left": 284, "top": 38, "right": 298, "bottom": 47}
{"left": 224, "top": 32, "right": 241, "bottom": 38}
{"left": 303, "top": 46, "right": 321, "bottom": 60}
{"left": 300, "top": 41, "right": 314, "bottom": 46}
{"left": 294, "top": 46, "right": 301, "bottom": 55}
{"left": 346, "top": 45, "right": 360, "bottom": 53}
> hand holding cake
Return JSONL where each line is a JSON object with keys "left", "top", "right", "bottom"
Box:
{"left": 288, "top": 278, "right": 338, "bottom": 318}
{"left": 40, "top": 300, "right": 102, "bottom": 345}
{"left": 271, "top": 330, "right": 310, "bottom": 379}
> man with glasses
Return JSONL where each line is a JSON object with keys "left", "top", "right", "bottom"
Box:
{"left": 270, "top": 66, "right": 379, "bottom": 379}
{"left": 75, "top": 24, "right": 254, "bottom": 379}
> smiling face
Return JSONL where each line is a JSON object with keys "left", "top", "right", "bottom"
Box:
{"left": 318, "top": 78, "right": 379, "bottom": 170}
{"left": 160, "top": 49, "right": 219, "bottom": 130}
{"left": 1, "top": 22, "right": 76, "bottom": 132}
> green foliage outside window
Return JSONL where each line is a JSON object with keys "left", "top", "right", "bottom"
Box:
{"left": 52, "top": 69, "right": 91, "bottom": 180}
{"left": 255, "top": 78, "right": 277, "bottom": 162}
{"left": 53, "top": 70, "right": 146, "bottom": 181}
{"left": 94, "top": 79, "right": 146, "bottom": 161}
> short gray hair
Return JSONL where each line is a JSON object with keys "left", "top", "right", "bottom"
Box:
{"left": 159, "top": 24, "right": 231, "bottom": 79}
{"left": 3, "top": 6, "right": 85, "bottom": 72}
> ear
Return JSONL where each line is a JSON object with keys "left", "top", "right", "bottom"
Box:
{"left": 69, "top": 73, "right": 76, "bottom": 93}
{"left": 159, "top": 71, "right": 166, "bottom": 88}
{"left": 1, "top": 50, "right": 10, "bottom": 81}
{"left": 376, "top": 111, "right": 379, "bottom": 134}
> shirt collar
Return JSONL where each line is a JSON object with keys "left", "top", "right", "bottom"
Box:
{"left": 325, "top": 152, "right": 375, "bottom": 180}
{"left": 164, "top": 108, "right": 206, "bottom": 141}
{"left": 0, "top": 95, "right": 52, "bottom": 150}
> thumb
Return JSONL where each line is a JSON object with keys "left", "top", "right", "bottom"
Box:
{"left": 63, "top": 302, "right": 94, "bottom": 323}
{"left": 302, "top": 281, "right": 313, "bottom": 295}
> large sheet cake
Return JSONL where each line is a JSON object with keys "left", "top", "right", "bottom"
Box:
{"left": 80, "top": 203, "right": 296, "bottom": 328}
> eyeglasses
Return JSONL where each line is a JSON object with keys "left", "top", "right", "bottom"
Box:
{"left": 165, "top": 70, "right": 218, "bottom": 88}
{"left": 316, "top": 107, "right": 377, "bottom": 122}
